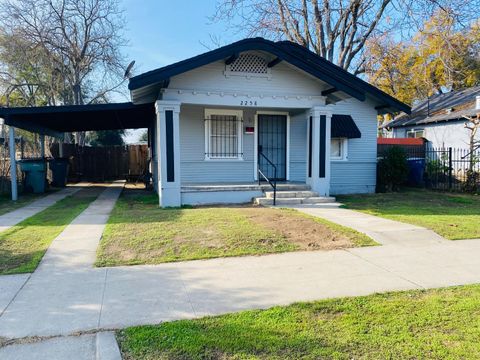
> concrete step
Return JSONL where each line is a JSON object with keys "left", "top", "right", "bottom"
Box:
{"left": 265, "top": 190, "right": 319, "bottom": 199}
{"left": 301, "top": 196, "right": 336, "bottom": 204}
{"left": 254, "top": 196, "right": 336, "bottom": 206}
{"left": 255, "top": 197, "right": 303, "bottom": 205}
{"left": 274, "top": 184, "right": 311, "bottom": 191}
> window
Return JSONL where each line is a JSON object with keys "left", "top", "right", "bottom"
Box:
{"left": 205, "top": 109, "right": 243, "bottom": 159}
{"left": 331, "top": 138, "right": 348, "bottom": 161}
{"left": 407, "top": 129, "right": 425, "bottom": 138}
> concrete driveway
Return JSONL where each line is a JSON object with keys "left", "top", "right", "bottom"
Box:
{"left": 1, "top": 191, "right": 480, "bottom": 359}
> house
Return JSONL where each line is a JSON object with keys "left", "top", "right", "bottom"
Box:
{"left": 383, "top": 86, "right": 480, "bottom": 149}
{"left": 0, "top": 38, "right": 409, "bottom": 206}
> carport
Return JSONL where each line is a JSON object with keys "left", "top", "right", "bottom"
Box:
{"left": 0, "top": 102, "right": 155, "bottom": 200}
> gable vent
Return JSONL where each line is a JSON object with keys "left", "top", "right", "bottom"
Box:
{"left": 230, "top": 53, "right": 268, "bottom": 73}
{"left": 225, "top": 53, "right": 271, "bottom": 79}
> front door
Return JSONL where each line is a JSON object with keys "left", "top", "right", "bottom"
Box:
{"left": 258, "top": 114, "right": 287, "bottom": 181}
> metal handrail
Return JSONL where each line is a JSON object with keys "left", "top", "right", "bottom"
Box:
{"left": 258, "top": 151, "right": 277, "bottom": 205}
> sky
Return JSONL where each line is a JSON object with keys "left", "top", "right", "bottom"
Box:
{"left": 121, "top": 0, "right": 237, "bottom": 143}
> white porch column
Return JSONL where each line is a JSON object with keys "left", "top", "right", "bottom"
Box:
{"left": 307, "top": 107, "right": 332, "bottom": 196}
{"left": 155, "top": 100, "right": 181, "bottom": 207}
{"left": 9, "top": 126, "right": 18, "bottom": 201}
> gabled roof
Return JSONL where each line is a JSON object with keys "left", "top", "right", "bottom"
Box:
{"left": 385, "top": 86, "right": 480, "bottom": 129}
{"left": 129, "top": 37, "right": 410, "bottom": 114}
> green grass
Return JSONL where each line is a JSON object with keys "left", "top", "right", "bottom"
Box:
{"left": 118, "top": 284, "right": 480, "bottom": 360}
{"left": 96, "top": 191, "right": 375, "bottom": 267}
{"left": 337, "top": 189, "right": 480, "bottom": 240}
{"left": 0, "top": 188, "right": 100, "bottom": 274}
{"left": 0, "top": 190, "right": 58, "bottom": 216}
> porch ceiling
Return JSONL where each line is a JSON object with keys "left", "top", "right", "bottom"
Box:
{"left": 0, "top": 102, "right": 155, "bottom": 137}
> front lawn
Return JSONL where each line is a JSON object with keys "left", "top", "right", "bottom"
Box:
{"left": 337, "top": 189, "right": 480, "bottom": 240}
{"left": 95, "top": 190, "right": 375, "bottom": 267}
{"left": 118, "top": 284, "right": 480, "bottom": 359}
{"left": 0, "top": 187, "right": 102, "bottom": 274}
{"left": 0, "top": 190, "right": 58, "bottom": 216}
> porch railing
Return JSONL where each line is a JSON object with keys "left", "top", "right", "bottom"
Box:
{"left": 258, "top": 151, "right": 277, "bottom": 205}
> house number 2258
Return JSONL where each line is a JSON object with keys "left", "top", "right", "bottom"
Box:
{"left": 240, "top": 100, "right": 258, "bottom": 106}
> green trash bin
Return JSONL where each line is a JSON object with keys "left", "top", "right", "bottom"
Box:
{"left": 18, "top": 159, "right": 47, "bottom": 193}
{"left": 48, "top": 158, "right": 70, "bottom": 187}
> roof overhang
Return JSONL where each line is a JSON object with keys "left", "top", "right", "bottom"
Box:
{"left": 128, "top": 37, "right": 410, "bottom": 115}
{"left": 0, "top": 102, "right": 155, "bottom": 137}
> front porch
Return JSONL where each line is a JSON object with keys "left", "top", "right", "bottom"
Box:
{"left": 180, "top": 181, "right": 336, "bottom": 205}
{"left": 153, "top": 101, "right": 336, "bottom": 207}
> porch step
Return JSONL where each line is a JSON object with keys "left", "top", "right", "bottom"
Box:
{"left": 274, "top": 184, "right": 311, "bottom": 191}
{"left": 265, "top": 190, "right": 318, "bottom": 199}
{"left": 254, "top": 196, "right": 336, "bottom": 206}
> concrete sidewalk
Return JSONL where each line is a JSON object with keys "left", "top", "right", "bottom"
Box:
{"left": 1, "top": 197, "right": 480, "bottom": 359}
{"left": 291, "top": 204, "right": 448, "bottom": 246}
{"left": 0, "top": 185, "right": 85, "bottom": 233}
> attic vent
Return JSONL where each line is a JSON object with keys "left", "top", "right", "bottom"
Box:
{"left": 225, "top": 53, "right": 271, "bottom": 79}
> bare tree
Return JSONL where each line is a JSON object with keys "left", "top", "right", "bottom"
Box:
{"left": 212, "top": 0, "right": 480, "bottom": 74}
{"left": 0, "top": 0, "right": 127, "bottom": 145}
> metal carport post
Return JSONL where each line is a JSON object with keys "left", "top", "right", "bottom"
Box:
{"left": 8, "top": 120, "right": 18, "bottom": 201}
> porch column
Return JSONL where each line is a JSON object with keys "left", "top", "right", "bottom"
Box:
{"left": 155, "top": 100, "right": 181, "bottom": 207}
{"left": 307, "top": 107, "right": 332, "bottom": 196}
{"left": 9, "top": 126, "right": 18, "bottom": 201}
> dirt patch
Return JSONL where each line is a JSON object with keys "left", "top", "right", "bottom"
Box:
{"left": 237, "top": 207, "right": 353, "bottom": 251}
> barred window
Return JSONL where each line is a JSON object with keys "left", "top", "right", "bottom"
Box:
{"left": 205, "top": 110, "right": 243, "bottom": 159}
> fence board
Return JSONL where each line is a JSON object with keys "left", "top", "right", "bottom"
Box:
{"left": 50, "top": 144, "right": 148, "bottom": 182}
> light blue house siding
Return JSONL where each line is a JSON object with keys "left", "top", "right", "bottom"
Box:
{"left": 289, "top": 113, "right": 307, "bottom": 182}
{"left": 177, "top": 97, "right": 377, "bottom": 194}
{"left": 179, "top": 105, "right": 256, "bottom": 184}
{"left": 160, "top": 53, "right": 380, "bottom": 197}
{"left": 329, "top": 98, "right": 378, "bottom": 194}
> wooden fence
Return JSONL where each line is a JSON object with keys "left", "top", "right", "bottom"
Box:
{"left": 50, "top": 144, "right": 149, "bottom": 182}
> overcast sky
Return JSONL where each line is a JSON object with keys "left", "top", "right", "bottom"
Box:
{"left": 120, "top": 0, "right": 237, "bottom": 143}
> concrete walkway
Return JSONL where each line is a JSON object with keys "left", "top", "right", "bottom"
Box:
{"left": 0, "top": 185, "right": 84, "bottom": 233}
{"left": 1, "top": 198, "right": 480, "bottom": 359}
{"left": 291, "top": 203, "right": 448, "bottom": 246}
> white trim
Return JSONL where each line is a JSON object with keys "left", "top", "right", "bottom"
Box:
{"left": 161, "top": 88, "right": 326, "bottom": 108}
{"left": 254, "top": 114, "right": 258, "bottom": 181}
{"left": 254, "top": 111, "right": 290, "bottom": 181}
{"left": 205, "top": 109, "right": 243, "bottom": 118}
{"left": 286, "top": 115, "right": 290, "bottom": 180}
{"left": 204, "top": 108, "right": 243, "bottom": 160}
{"left": 330, "top": 138, "right": 348, "bottom": 161}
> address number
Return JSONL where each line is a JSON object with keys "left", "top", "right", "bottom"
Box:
{"left": 240, "top": 100, "right": 258, "bottom": 106}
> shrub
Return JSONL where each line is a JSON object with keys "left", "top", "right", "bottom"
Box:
{"left": 377, "top": 146, "right": 409, "bottom": 192}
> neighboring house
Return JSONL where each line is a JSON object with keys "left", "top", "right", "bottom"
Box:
{"left": 0, "top": 38, "right": 409, "bottom": 206}
{"left": 383, "top": 86, "right": 480, "bottom": 149}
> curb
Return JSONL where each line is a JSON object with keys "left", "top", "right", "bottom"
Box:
{"left": 96, "top": 332, "right": 121, "bottom": 360}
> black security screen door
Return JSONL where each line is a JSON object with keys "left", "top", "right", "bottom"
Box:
{"left": 258, "top": 114, "right": 287, "bottom": 180}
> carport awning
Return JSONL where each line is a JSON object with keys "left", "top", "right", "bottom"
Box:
{"left": 0, "top": 102, "right": 155, "bottom": 137}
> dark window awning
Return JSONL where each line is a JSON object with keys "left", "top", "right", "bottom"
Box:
{"left": 0, "top": 102, "right": 155, "bottom": 138}
{"left": 331, "top": 114, "right": 361, "bottom": 139}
